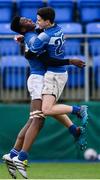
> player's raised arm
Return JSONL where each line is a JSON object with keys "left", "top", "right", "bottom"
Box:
{"left": 14, "top": 35, "right": 24, "bottom": 43}
{"left": 25, "top": 50, "right": 85, "bottom": 68}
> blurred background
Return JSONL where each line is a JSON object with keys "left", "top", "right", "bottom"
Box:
{"left": 0, "top": 0, "right": 100, "bottom": 161}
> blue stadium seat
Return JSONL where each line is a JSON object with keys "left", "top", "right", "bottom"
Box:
{"left": 93, "top": 56, "right": 100, "bottom": 88}
{"left": 0, "top": 23, "right": 16, "bottom": 34}
{"left": 86, "top": 23, "right": 100, "bottom": 56}
{"left": 58, "top": 23, "right": 83, "bottom": 56}
{"left": 1, "top": 56, "right": 29, "bottom": 89}
{"left": 0, "top": 0, "right": 13, "bottom": 22}
{"left": 0, "top": 23, "right": 20, "bottom": 55}
{"left": 77, "top": 0, "right": 100, "bottom": 23}
{"left": 17, "top": 0, "right": 44, "bottom": 22}
{"left": 66, "top": 56, "right": 85, "bottom": 88}
{"left": 67, "top": 66, "right": 85, "bottom": 88}
{"left": 48, "top": 0, "right": 74, "bottom": 22}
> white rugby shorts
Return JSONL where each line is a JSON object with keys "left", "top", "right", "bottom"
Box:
{"left": 42, "top": 71, "right": 68, "bottom": 101}
{"left": 27, "top": 74, "right": 44, "bottom": 100}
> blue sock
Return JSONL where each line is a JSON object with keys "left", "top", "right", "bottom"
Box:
{"left": 72, "top": 105, "right": 81, "bottom": 114}
{"left": 18, "top": 150, "right": 28, "bottom": 161}
{"left": 69, "top": 124, "right": 77, "bottom": 137}
{"left": 10, "top": 148, "right": 19, "bottom": 159}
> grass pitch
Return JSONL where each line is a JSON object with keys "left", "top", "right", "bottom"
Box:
{"left": 0, "top": 162, "right": 100, "bottom": 179}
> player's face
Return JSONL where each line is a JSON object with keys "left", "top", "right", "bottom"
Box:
{"left": 36, "top": 15, "right": 49, "bottom": 29}
{"left": 20, "top": 17, "right": 36, "bottom": 32}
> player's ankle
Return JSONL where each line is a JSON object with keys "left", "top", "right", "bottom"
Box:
{"left": 10, "top": 148, "right": 19, "bottom": 159}
{"left": 71, "top": 105, "right": 81, "bottom": 115}
{"left": 69, "top": 124, "right": 77, "bottom": 137}
{"left": 18, "top": 150, "right": 28, "bottom": 161}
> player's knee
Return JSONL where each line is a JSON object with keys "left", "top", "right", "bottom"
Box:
{"left": 42, "top": 106, "right": 51, "bottom": 116}
{"left": 29, "top": 110, "right": 45, "bottom": 130}
{"left": 42, "top": 109, "right": 49, "bottom": 116}
{"left": 30, "top": 110, "right": 45, "bottom": 119}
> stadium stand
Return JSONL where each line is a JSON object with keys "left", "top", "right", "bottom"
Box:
{"left": 0, "top": 0, "right": 99, "bottom": 101}
{"left": 86, "top": 23, "right": 100, "bottom": 88}
{"left": 86, "top": 22, "right": 100, "bottom": 56}
{"left": 58, "top": 23, "right": 82, "bottom": 56}
{"left": 0, "top": 23, "right": 20, "bottom": 55}
{"left": 17, "top": 0, "right": 45, "bottom": 22}
{"left": 0, "top": 0, "right": 14, "bottom": 23}
{"left": 77, "top": 0, "right": 100, "bottom": 23}
{"left": 66, "top": 65, "right": 85, "bottom": 88}
{"left": 93, "top": 56, "right": 100, "bottom": 88}
{"left": 0, "top": 56, "right": 29, "bottom": 89}
{"left": 58, "top": 23, "right": 85, "bottom": 88}
{"left": 47, "top": 0, "right": 74, "bottom": 22}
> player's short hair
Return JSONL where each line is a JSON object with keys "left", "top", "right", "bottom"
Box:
{"left": 11, "top": 16, "right": 21, "bottom": 33}
{"left": 37, "top": 7, "right": 55, "bottom": 24}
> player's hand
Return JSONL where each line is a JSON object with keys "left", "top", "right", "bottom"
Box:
{"left": 70, "top": 59, "right": 86, "bottom": 68}
{"left": 14, "top": 35, "right": 24, "bottom": 43}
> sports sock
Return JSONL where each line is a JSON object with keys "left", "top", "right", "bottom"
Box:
{"left": 18, "top": 150, "right": 28, "bottom": 161}
{"left": 72, "top": 105, "right": 81, "bottom": 114}
{"left": 10, "top": 148, "right": 19, "bottom": 159}
{"left": 69, "top": 124, "right": 78, "bottom": 137}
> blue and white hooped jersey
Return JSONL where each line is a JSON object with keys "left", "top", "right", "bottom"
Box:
{"left": 30, "top": 24, "right": 67, "bottom": 73}
{"left": 24, "top": 32, "right": 46, "bottom": 75}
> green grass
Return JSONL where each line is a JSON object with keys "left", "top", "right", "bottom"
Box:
{"left": 0, "top": 162, "right": 100, "bottom": 179}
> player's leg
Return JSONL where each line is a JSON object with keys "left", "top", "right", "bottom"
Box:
{"left": 16, "top": 74, "right": 44, "bottom": 152}
{"left": 53, "top": 114, "right": 87, "bottom": 150}
{"left": 53, "top": 114, "right": 80, "bottom": 138}
{"left": 41, "top": 94, "right": 86, "bottom": 149}
{"left": 2, "top": 100, "right": 41, "bottom": 179}
{"left": 41, "top": 99, "right": 87, "bottom": 151}
{"left": 42, "top": 71, "right": 88, "bottom": 127}
{"left": 13, "top": 74, "right": 45, "bottom": 179}
{"left": 13, "top": 100, "right": 45, "bottom": 179}
{"left": 53, "top": 114, "right": 73, "bottom": 128}
{"left": 13, "top": 101, "right": 45, "bottom": 179}
{"left": 20, "top": 100, "right": 44, "bottom": 152}
{"left": 2, "top": 118, "right": 32, "bottom": 179}
{"left": 43, "top": 102, "right": 88, "bottom": 128}
{"left": 41, "top": 71, "right": 88, "bottom": 150}
{"left": 43, "top": 102, "right": 87, "bottom": 124}
{"left": 3, "top": 74, "right": 44, "bottom": 178}
{"left": 42, "top": 71, "right": 71, "bottom": 115}
{"left": 13, "top": 99, "right": 43, "bottom": 151}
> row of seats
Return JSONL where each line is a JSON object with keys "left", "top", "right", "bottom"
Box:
{"left": 0, "top": 55, "right": 100, "bottom": 89}
{"left": 0, "top": 23, "right": 20, "bottom": 55}
{"left": 0, "top": 0, "right": 100, "bottom": 23}
{"left": 59, "top": 22, "right": 100, "bottom": 56}
{"left": 0, "top": 56, "right": 29, "bottom": 89}
{"left": 0, "top": 22, "right": 100, "bottom": 56}
{"left": 0, "top": 0, "right": 100, "bottom": 89}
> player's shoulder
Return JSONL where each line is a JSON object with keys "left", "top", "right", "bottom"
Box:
{"left": 24, "top": 32, "right": 37, "bottom": 40}
{"left": 45, "top": 24, "right": 63, "bottom": 37}
{"left": 37, "top": 32, "right": 50, "bottom": 41}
